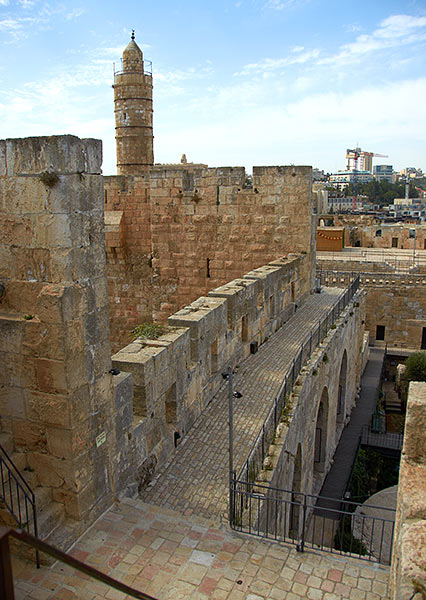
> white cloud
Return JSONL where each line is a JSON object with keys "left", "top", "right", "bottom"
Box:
{"left": 264, "top": 0, "right": 300, "bottom": 10}
{"left": 320, "top": 14, "right": 426, "bottom": 66}
{"left": 236, "top": 48, "right": 320, "bottom": 75}
{"left": 236, "top": 13, "right": 426, "bottom": 78}
{"left": 66, "top": 8, "right": 85, "bottom": 20}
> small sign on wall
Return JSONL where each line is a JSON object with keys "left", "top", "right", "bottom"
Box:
{"left": 96, "top": 431, "right": 106, "bottom": 447}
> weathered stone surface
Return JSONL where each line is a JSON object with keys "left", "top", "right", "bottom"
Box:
{"left": 1, "top": 135, "right": 114, "bottom": 535}
{"left": 5, "top": 135, "right": 102, "bottom": 176}
{"left": 391, "top": 382, "right": 426, "bottom": 600}
{"left": 404, "top": 382, "right": 426, "bottom": 460}
{"left": 400, "top": 522, "right": 426, "bottom": 595}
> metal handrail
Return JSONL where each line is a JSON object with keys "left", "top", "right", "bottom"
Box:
{"left": 238, "top": 275, "right": 360, "bottom": 483}
{"left": 0, "top": 444, "right": 38, "bottom": 566}
{"left": 230, "top": 477, "right": 395, "bottom": 564}
{"left": 0, "top": 527, "right": 158, "bottom": 600}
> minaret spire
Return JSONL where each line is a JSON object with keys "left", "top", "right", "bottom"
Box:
{"left": 113, "top": 36, "right": 154, "bottom": 173}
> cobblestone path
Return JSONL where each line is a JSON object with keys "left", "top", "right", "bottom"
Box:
{"left": 142, "top": 288, "right": 343, "bottom": 521}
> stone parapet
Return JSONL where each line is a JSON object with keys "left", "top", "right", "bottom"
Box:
{"left": 111, "top": 257, "right": 303, "bottom": 492}
{"left": 390, "top": 382, "right": 426, "bottom": 599}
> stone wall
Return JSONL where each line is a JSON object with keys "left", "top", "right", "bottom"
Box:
{"left": 390, "top": 382, "right": 426, "bottom": 599}
{"left": 111, "top": 257, "right": 304, "bottom": 490}
{"left": 0, "top": 136, "right": 116, "bottom": 528}
{"left": 104, "top": 165, "right": 316, "bottom": 352}
{"left": 317, "top": 270, "right": 426, "bottom": 350}
{"left": 357, "top": 225, "right": 426, "bottom": 250}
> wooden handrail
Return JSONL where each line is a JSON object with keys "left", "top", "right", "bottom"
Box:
{"left": 0, "top": 527, "right": 158, "bottom": 600}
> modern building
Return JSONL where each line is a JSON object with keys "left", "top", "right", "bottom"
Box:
{"left": 329, "top": 170, "right": 373, "bottom": 190}
{"left": 373, "top": 164, "right": 394, "bottom": 183}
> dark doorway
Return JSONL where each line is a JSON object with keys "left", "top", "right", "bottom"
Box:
{"left": 376, "top": 325, "right": 385, "bottom": 341}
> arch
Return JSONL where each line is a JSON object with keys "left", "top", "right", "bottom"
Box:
{"left": 336, "top": 350, "right": 348, "bottom": 425}
{"left": 314, "top": 387, "right": 329, "bottom": 476}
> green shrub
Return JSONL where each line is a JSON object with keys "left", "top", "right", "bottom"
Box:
{"left": 404, "top": 351, "right": 426, "bottom": 382}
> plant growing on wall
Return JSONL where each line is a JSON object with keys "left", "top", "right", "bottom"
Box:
{"left": 131, "top": 322, "right": 167, "bottom": 341}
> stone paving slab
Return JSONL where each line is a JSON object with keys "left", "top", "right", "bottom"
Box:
{"left": 142, "top": 289, "right": 344, "bottom": 521}
{"left": 14, "top": 498, "right": 391, "bottom": 600}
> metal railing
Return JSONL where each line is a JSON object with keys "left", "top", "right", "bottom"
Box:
{"left": 361, "top": 425, "right": 404, "bottom": 451}
{"left": 317, "top": 249, "right": 426, "bottom": 273}
{"left": 230, "top": 479, "right": 395, "bottom": 564}
{"left": 317, "top": 269, "right": 426, "bottom": 287}
{"left": 0, "top": 444, "right": 39, "bottom": 566}
{"left": 237, "top": 275, "right": 360, "bottom": 485}
{"left": 113, "top": 58, "right": 153, "bottom": 76}
{"left": 0, "top": 527, "right": 158, "bottom": 599}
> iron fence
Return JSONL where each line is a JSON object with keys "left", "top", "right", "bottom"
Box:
{"left": 231, "top": 479, "right": 395, "bottom": 564}
{"left": 0, "top": 444, "right": 39, "bottom": 567}
{"left": 361, "top": 425, "right": 404, "bottom": 451}
{"left": 237, "top": 275, "right": 360, "bottom": 485}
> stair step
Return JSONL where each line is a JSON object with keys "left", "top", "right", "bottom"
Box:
{"left": 37, "top": 500, "right": 65, "bottom": 538}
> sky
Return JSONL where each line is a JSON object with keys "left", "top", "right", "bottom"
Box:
{"left": 0, "top": 0, "right": 425, "bottom": 176}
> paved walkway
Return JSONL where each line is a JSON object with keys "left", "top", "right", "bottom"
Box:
{"left": 12, "top": 287, "right": 394, "bottom": 599}
{"left": 316, "top": 348, "right": 386, "bottom": 517}
{"left": 142, "top": 288, "right": 343, "bottom": 521}
{"left": 14, "top": 498, "right": 391, "bottom": 600}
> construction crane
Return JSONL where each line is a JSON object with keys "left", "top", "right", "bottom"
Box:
{"left": 345, "top": 148, "right": 388, "bottom": 172}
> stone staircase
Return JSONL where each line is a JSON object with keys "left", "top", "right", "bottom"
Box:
{"left": 0, "top": 431, "right": 78, "bottom": 561}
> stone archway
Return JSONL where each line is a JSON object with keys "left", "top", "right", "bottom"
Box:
{"left": 314, "top": 387, "right": 329, "bottom": 476}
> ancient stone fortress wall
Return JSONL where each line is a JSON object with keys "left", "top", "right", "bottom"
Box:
{"left": 390, "top": 382, "right": 426, "bottom": 599}
{"left": 104, "top": 164, "right": 316, "bottom": 352}
{"left": 111, "top": 257, "right": 303, "bottom": 491}
{"left": 253, "top": 290, "right": 367, "bottom": 503}
{"left": 0, "top": 136, "right": 116, "bottom": 534}
{"left": 317, "top": 268, "right": 426, "bottom": 350}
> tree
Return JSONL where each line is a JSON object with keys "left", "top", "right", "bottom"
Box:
{"left": 404, "top": 352, "right": 426, "bottom": 383}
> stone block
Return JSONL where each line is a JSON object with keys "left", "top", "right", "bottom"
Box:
{"left": 404, "top": 382, "right": 426, "bottom": 460}
{"left": 0, "top": 386, "right": 26, "bottom": 420}
{"left": 4, "top": 135, "right": 102, "bottom": 176}
{"left": 399, "top": 521, "right": 426, "bottom": 595}
{"left": 25, "top": 391, "right": 71, "bottom": 428}
{"left": 12, "top": 421, "right": 47, "bottom": 452}
{"left": 0, "top": 318, "right": 23, "bottom": 353}
{"left": 46, "top": 427, "right": 75, "bottom": 460}
{"left": 397, "top": 461, "right": 426, "bottom": 520}
{"left": 35, "top": 357, "right": 68, "bottom": 394}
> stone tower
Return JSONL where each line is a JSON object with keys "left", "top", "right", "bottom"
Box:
{"left": 113, "top": 32, "right": 154, "bottom": 174}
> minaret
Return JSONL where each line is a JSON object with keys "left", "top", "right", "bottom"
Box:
{"left": 113, "top": 31, "right": 154, "bottom": 174}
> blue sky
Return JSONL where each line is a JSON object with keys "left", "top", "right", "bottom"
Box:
{"left": 1, "top": 0, "right": 425, "bottom": 175}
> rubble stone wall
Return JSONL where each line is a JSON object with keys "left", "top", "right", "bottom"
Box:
{"left": 0, "top": 135, "right": 116, "bottom": 527}
{"left": 390, "top": 382, "right": 426, "bottom": 600}
{"left": 104, "top": 165, "right": 316, "bottom": 352}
